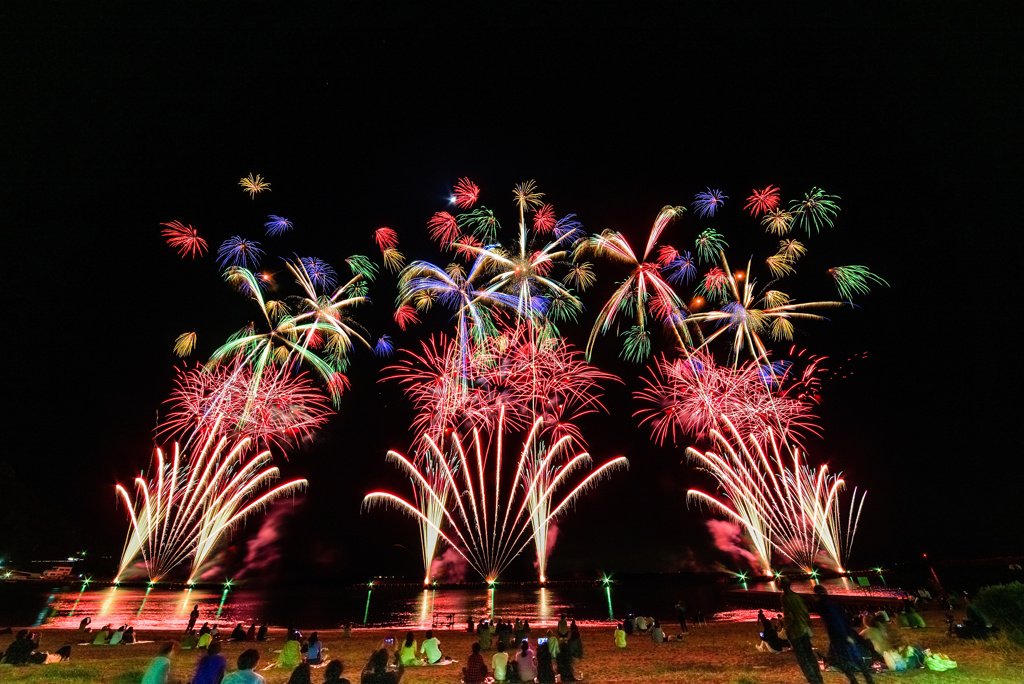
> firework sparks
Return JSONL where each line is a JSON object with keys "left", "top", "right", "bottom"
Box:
{"left": 264, "top": 215, "right": 293, "bottom": 236}
{"left": 209, "top": 259, "right": 371, "bottom": 409}
{"left": 685, "top": 417, "right": 863, "bottom": 574}
{"left": 173, "top": 332, "right": 197, "bottom": 358}
{"left": 159, "top": 362, "right": 332, "bottom": 451}
{"left": 363, "top": 411, "right": 627, "bottom": 582}
{"left": 374, "top": 227, "right": 400, "bottom": 251}
{"left": 298, "top": 256, "right": 338, "bottom": 290}
{"left": 789, "top": 187, "right": 840, "bottom": 234}
{"left": 586, "top": 206, "right": 691, "bottom": 360}
{"left": 452, "top": 177, "right": 481, "bottom": 208}
{"left": 533, "top": 204, "right": 557, "bottom": 235}
{"left": 239, "top": 173, "right": 271, "bottom": 199}
{"left": 634, "top": 349, "right": 821, "bottom": 446}
{"left": 161, "top": 221, "right": 208, "bottom": 258}
{"left": 744, "top": 186, "right": 781, "bottom": 216}
{"left": 694, "top": 228, "right": 729, "bottom": 264}
{"left": 116, "top": 435, "right": 306, "bottom": 583}
{"left": 427, "top": 211, "right": 461, "bottom": 247}
{"left": 693, "top": 188, "right": 728, "bottom": 218}
{"left": 217, "top": 237, "right": 265, "bottom": 270}
{"left": 684, "top": 254, "right": 842, "bottom": 367}
{"left": 829, "top": 265, "right": 888, "bottom": 302}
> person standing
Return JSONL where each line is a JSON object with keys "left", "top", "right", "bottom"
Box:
{"left": 187, "top": 605, "right": 200, "bottom": 633}
{"left": 813, "top": 586, "right": 874, "bottom": 683}
{"left": 674, "top": 600, "right": 688, "bottom": 633}
{"left": 780, "top": 577, "right": 824, "bottom": 684}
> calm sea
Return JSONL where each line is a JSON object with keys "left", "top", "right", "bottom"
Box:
{"left": 0, "top": 576, "right": 869, "bottom": 632}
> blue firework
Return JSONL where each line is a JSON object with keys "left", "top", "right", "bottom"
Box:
{"left": 264, "top": 215, "right": 293, "bottom": 236}
{"left": 374, "top": 335, "right": 394, "bottom": 357}
{"left": 663, "top": 251, "right": 697, "bottom": 285}
{"left": 693, "top": 188, "right": 728, "bottom": 218}
{"left": 299, "top": 256, "right": 338, "bottom": 290}
{"left": 553, "top": 213, "right": 586, "bottom": 242}
{"left": 217, "top": 237, "right": 264, "bottom": 270}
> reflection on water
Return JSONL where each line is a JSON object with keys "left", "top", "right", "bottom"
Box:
{"left": 5, "top": 576, "right": 737, "bottom": 630}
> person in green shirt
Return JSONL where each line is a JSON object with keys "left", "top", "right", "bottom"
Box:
{"left": 141, "top": 642, "right": 174, "bottom": 684}
{"left": 780, "top": 577, "right": 823, "bottom": 684}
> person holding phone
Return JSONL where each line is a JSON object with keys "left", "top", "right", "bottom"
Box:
{"left": 360, "top": 646, "right": 403, "bottom": 684}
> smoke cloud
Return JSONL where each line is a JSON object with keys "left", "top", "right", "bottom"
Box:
{"left": 706, "top": 519, "right": 760, "bottom": 571}
{"left": 429, "top": 547, "right": 469, "bottom": 583}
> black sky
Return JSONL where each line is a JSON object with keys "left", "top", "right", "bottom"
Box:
{"left": 3, "top": 2, "right": 1021, "bottom": 580}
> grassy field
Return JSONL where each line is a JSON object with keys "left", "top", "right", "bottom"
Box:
{"left": 2, "top": 608, "right": 1022, "bottom": 683}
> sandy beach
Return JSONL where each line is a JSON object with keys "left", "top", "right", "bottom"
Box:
{"left": 2, "top": 608, "right": 1022, "bottom": 683}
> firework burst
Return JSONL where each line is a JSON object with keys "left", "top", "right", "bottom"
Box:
{"left": 829, "top": 265, "right": 889, "bottom": 302}
{"left": 634, "top": 349, "right": 821, "bottom": 446}
{"left": 161, "top": 221, "right": 209, "bottom": 258}
{"left": 159, "top": 362, "right": 333, "bottom": 451}
{"left": 744, "top": 186, "right": 781, "bottom": 216}
{"left": 585, "top": 206, "right": 692, "bottom": 360}
{"left": 264, "top": 215, "right": 293, "bottom": 236}
{"left": 452, "top": 177, "right": 481, "bottom": 209}
{"left": 789, "top": 187, "right": 840, "bottom": 235}
{"left": 693, "top": 188, "right": 728, "bottom": 218}
{"left": 217, "top": 237, "right": 265, "bottom": 270}
{"left": 239, "top": 173, "right": 271, "bottom": 199}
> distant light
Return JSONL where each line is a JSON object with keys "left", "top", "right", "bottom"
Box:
{"left": 449, "top": 196, "right": 457, "bottom": 204}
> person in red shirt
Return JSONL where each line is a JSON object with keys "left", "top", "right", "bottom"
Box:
{"left": 462, "top": 642, "right": 488, "bottom": 684}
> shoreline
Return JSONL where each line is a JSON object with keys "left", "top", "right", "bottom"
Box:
{"left": 3, "top": 607, "right": 1022, "bottom": 683}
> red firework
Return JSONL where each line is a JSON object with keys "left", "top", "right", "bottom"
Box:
{"left": 744, "top": 186, "right": 781, "bottom": 216}
{"left": 374, "top": 226, "right": 399, "bottom": 251}
{"left": 633, "top": 349, "right": 821, "bottom": 446}
{"left": 160, "top": 363, "right": 332, "bottom": 450}
{"left": 656, "top": 245, "right": 679, "bottom": 267}
{"left": 532, "top": 204, "right": 557, "bottom": 235}
{"left": 452, "top": 177, "right": 481, "bottom": 208}
{"left": 386, "top": 326, "right": 618, "bottom": 447}
{"left": 453, "top": 235, "right": 482, "bottom": 260}
{"left": 394, "top": 304, "right": 421, "bottom": 330}
{"left": 427, "top": 211, "right": 460, "bottom": 246}
{"left": 161, "top": 220, "right": 208, "bottom": 258}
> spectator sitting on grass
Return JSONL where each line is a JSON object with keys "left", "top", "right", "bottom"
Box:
{"left": 141, "top": 642, "right": 175, "bottom": 684}
{"left": 322, "top": 658, "right": 351, "bottom": 684}
{"left": 223, "top": 648, "right": 266, "bottom": 684}
{"left": 462, "top": 642, "right": 488, "bottom": 683}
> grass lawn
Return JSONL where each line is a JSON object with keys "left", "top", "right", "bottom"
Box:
{"left": 2, "top": 608, "right": 1021, "bottom": 683}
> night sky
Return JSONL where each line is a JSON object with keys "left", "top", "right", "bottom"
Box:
{"left": 4, "top": 3, "right": 1021, "bottom": 582}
